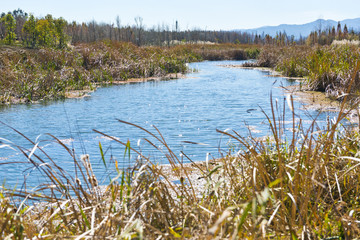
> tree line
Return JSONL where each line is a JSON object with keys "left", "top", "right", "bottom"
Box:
{"left": 306, "top": 22, "right": 359, "bottom": 45}
{"left": 1, "top": 9, "right": 359, "bottom": 48}
{"left": 0, "top": 9, "right": 68, "bottom": 48}
{"left": 63, "top": 18, "right": 258, "bottom": 46}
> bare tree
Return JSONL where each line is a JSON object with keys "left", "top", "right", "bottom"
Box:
{"left": 134, "top": 16, "right": 143, "bottom": 46}
{"left": 116, "top": 16, "right": 121, "bottom": 41}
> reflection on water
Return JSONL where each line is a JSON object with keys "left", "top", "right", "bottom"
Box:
{"left": 0, "top": 60, "right": 337, "bottom": 187}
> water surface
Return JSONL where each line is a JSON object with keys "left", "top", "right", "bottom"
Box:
{"left": 0, "top": 60, "right": 336, "bottom": 187}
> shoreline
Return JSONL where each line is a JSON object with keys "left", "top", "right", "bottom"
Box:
{"left": 219, "top": 64, "right": 306, "bottom": 80}
{"left": 65, "top": 73, "right": 187, "bottom": 99}
{"left": 2, "top": 62, "right": 355, "bottom": 122}
{"left": 283, "top": 85, "right": 342, "bottom": 112}
{"left": 284, "top": 85, "right": 359, "bottom": 124}
{"left": 221, "top": 64, "right": 358, "bottom": 122}
{"left": 1, "top": 73, "right": 187, "bottom": 106}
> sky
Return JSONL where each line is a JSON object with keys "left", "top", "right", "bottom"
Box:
{"left": 2, "top": 0, "right": 360, "bottom": 30}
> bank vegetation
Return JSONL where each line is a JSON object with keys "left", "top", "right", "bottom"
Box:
{"left": 0, "top": 42, "right": 258, "bottom": 104}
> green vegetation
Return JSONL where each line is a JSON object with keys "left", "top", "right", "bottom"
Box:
{"left": 2, "top": 8, "right": 357, "bottom": 48}
{"left": 191, "top": 43, "right": 260, "bottom": 61}
{"left": 1, "top": 11, "right": 67, "bottom": 49}
{"left": 0, "top": 9, "right": 267, "bottom": 47}
{"left": 1, "top": 13, "right": 17, "bottom": 45}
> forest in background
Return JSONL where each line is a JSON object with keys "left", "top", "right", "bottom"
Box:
{"left": 1, "top": 8, "right": 360, "bottom": 48}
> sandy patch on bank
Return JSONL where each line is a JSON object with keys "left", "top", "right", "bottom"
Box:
{"left": 65, "top": 73, "right": 187, "bottom": 100}
{"left": 155, "top": 160, "right": 220, "bottom": 196}
{"left": 110, "top": 73, "right": 186, "bottom": 84}
{"left": 283, "top": 85, "right": 342, "bottom": 112}
{"left": 65, "top": 88, "right": 94, "bottom": 99}
{"left": 284, "top": 85, "right": 360, "bottom": 124}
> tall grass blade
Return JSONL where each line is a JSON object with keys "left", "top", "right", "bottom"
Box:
{"left": 98, "top": 141, "right": 106, "bottom": 168}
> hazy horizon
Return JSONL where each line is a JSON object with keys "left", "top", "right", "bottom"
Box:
{"left": 2, "top": 0, "right": 360, "bottom": 30}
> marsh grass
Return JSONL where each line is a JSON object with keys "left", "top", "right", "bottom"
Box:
{"left": 0, "top": 42, "right": 259, "bottom": 105}
{"left": 190, "top": 43, "right": 260, "bottom": 61}
{"left": 0, "top": 42, "right": 197, "bottom": 104}
{"left": 245, "top": 45, "right": 360, "bottom": 102}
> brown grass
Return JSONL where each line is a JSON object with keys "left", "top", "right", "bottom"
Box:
{"left": 1, "top": 88, "right": 360, "bottom": 239}
{"left": 244, "top": 44, "right": 360, "bottom": 102}
{"left": 0, "top": 42, "right": 260, "bottom": 105}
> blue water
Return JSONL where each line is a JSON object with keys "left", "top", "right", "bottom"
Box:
{"left": 0, "top": 61, "right": 337, "bottom": 188}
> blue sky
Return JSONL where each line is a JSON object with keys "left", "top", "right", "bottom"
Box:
{"left": 2, "top": 0, "right": 360, "bottom": 30}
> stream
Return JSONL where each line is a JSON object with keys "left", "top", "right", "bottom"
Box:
{"left": 0, "top": 60, "right": 338, "bottom": 187}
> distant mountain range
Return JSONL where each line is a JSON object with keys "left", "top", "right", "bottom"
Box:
{"left": 236, "top": 18, "right": 360, "bottom": 38}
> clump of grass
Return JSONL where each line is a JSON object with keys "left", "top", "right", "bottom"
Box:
{"left": 215, "top": 96, "right": 360, "bottom": 239}
{"left": 76, "top": 41, "right": 197, "bottom": 81}
{"left": 0, "top": 45, "right": 89, "bottom": 103}
{"left": 245, "top": 44, "right": 360, "bottom": 102}
{"left": 305, "top": 45, "right": 360, "bottom": 101}
{"left": 242, "top": 45, "right": 311, "bottom": 76}
{"left": 242, "top": 45, "right": 284, "bottom": 68}
{"left": 189, "top": 43, "right": 260, "bottom": 61}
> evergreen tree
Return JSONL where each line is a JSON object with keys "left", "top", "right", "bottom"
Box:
{"left": 337, "top": 21, "right": 342, "bottom": 39}
{"left": 54, "top": 17, "right": 68, "bottom": 48}
{"left": 22, "top": 14, "right": 37, "bottom": 48}
{"left": 1, "top": 13, "right": 16, "bottom": 44}
{"left": 35, "top": 15, "right": 57, "bottom": 47}
{"left": 343, "top": 24, "right": 348, "bottom": 38}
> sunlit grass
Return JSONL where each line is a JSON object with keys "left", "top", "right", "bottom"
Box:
{"left": 1, "top": 90, "right": 360, "bottom": 239}
{"left": 244, "top": 44, "right": 360, "bottom": 102}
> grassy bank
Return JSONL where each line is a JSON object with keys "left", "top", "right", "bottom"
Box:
{"left": 0, "top": 42, "right": 258, "bottom": 104}
{"left": 1, "top": 97, "right": 360, "bottom": 239}
{"left": 0, "top": 42, "right": 196, "bottom": 104}
{"left": 189, "top": 43, "right": 260, "bottom": 61}
{"left": 245, "top": 44, "right": 360, "bottom": 102}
